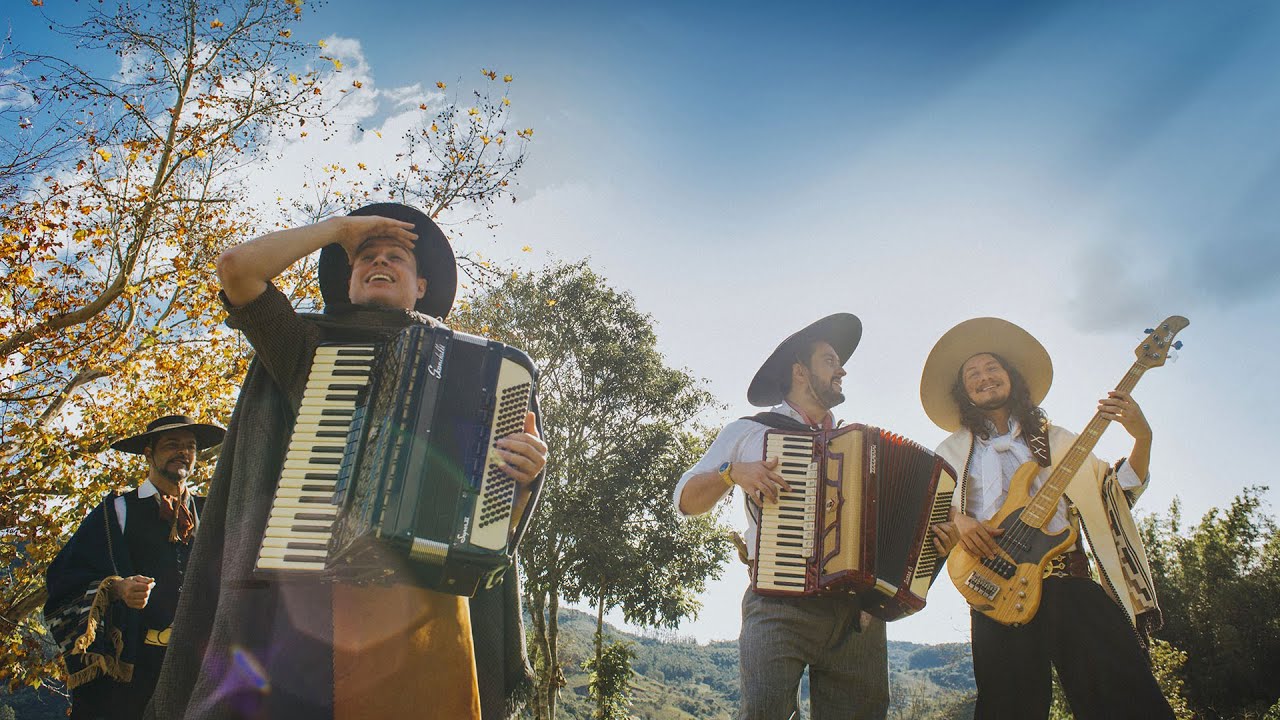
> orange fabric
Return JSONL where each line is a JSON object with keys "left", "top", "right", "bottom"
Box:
{"left": 332, "top": 584, "right": 480, "bottom": 719}
{"left": 154, "top": 487, "right": 196, "bottom": 543}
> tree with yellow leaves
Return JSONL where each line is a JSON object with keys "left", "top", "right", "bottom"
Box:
{"left": 0, "top": 0, "right": 533, "bottom": 696}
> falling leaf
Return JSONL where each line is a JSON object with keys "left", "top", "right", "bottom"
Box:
{"left": 352, "top": 80, "right": 363, "bottom": 89}
{"left": 546, "top": 299, "right": 557, "bottom": 307}
{"left": 210, "top": 19, "right": 223, "bottom": 28}
{"left": 357, "top": 162, "right": 367, "bottom": 170}
{"left": 503, "top": 74, "right": 513, "bottom": 83}
{"left": 95, "top": 148, "right": 112, "bottom": 162}
{"left": 331, "top": 58, "right": 343, "bottom": 71}
{"left": 279, "top": 29, "right": 292, "bottom": 38}
{"left": 374, "top": 131, "right": 382, "bottom": 138}
{"left": 430, "top": 122, "right": 438, "bottom": 133}
{"left": 521, "top": 245, "right": 532, "bottom": 252}
{"left": 30, "top": 0, "right": 43, "bottom": 6}
{"left": 289, "top": 73, "right": 298, "bottom": 84}
{"left": 436, "top": 81, "right": 446, "bottom": 89}
{"left": 318, "top": 39, "right": 328, "bottom": 48}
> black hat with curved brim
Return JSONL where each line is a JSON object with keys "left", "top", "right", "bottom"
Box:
{"left": 747, "top": 313, "right": 862, "bottom": 407}
{"left": 110, "top": 414, "right": 226, "bottom": 455}
{"left": 317, "top": 202, "right": 458, "bottom": 318}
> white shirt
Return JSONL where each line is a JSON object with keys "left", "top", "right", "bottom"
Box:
{"left": 673, "top": 402, "right": 831, "bottom": 559}
{"left": 955, "top": 419, "right": 1144, "bottom": 535}
{"left": 113, "top": 480, "right": 162, "bottom": 533}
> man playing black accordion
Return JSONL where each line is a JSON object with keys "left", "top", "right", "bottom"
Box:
{"left": 146, "top": 203, "right": 547, "bottom": 720}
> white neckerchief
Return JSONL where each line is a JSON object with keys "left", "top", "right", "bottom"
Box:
{"left": 970, "top": 418, "right": 1032, "bottom": 522}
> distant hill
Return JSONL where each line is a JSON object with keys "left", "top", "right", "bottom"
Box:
{"left": 547, "top": 607, "right": 976, "bottom": 720}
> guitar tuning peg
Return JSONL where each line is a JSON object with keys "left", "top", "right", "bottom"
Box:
{"left": 1168, "top": 349, "right": 1180, "bottom": 363}
{"left": 1173, "top": 341, "right": 1184, "bottom": 350}
{"left": 1143, "top": 328, "right": 1155, "bottom": 334}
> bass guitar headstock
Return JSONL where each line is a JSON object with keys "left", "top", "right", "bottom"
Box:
{"left": 1134, "top": 316, "right": 1190, "bottom": 368}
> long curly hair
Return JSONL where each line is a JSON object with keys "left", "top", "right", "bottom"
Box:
{"left": 950, "top": 353, "right": 1048, "bottom": 440}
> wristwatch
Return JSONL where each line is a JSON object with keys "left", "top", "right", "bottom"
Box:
{"left": 717, "top": 461, "right": 735, "bottom": 487}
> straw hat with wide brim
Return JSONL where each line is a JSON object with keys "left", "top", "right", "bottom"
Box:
{"left": 747, "top": 313, "right": 862, "bottom": 407}
{"left": 317, "top": 202, "right": 458, "bottom": 319}
{"left": 919, "top": 317, "right": 1053, "bottom": 432}
{"left": 110, "top": 415, "right": 226, "bottom": 455}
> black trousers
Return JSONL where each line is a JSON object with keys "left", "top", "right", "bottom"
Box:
{"left": 970, "top": 577, "right": 1174, "bottom": 720}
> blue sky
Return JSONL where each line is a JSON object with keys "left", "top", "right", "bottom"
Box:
{"left": 8, "top": 1, "right": 1280, "bottom": 645}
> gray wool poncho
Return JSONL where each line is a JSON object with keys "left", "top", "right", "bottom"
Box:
{"left": 146, "top": 283, "right": 532, "bottom": 719}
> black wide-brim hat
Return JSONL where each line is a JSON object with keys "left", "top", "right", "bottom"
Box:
{"left": 747, "top": 313, "right": 862, "bottom": 407}
{"left": 317, "top": 202, "right": 458, "bottom": 318}
{"left": 110, "top": 414, "right": 226, "bottom": 455}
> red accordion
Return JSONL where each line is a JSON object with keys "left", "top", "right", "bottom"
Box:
{"left": 751, "top": 424, "right": 957, "bottom": 620}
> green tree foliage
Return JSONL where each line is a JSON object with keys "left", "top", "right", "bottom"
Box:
{"left": 452, "top": 261, "right": 732, "bottom": 719}
{"left": 1141, "top": 486, "right": 1280, "bottom": 718}
{"left": 584, "top": 639, "right": 637, "bottom": 720}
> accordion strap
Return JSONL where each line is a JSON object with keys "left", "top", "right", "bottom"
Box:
{"left": 742, "top": 411, "right": 817, "bottom": 432}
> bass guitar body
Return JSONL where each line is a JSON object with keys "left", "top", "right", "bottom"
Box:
{"left": 946, "top": 459, "right": 1077, "bottom": 626}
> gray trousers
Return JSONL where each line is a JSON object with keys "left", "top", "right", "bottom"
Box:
{"left": 739, "top": 589, "right": 889, "bottom": 720}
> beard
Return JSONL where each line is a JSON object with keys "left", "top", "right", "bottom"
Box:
{"left": 155, "top": 458, "right": 191, "bottom": 485}
{"left": 812, "top": 378, "right": 845, "bottom": 410}
{"left": 973, "top": 391, "right": 1010, "bottom": 412}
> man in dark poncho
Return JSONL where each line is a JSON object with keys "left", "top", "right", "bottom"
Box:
{"left": 146, "top": 203, "right": 547, "bottom": 719}
{"left": 45, "top": 414, "right": 225, "bottom": 720}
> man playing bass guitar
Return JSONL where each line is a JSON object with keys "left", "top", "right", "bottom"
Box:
{"left": 923, "top": 317, "right": 1173, "bottom": 720}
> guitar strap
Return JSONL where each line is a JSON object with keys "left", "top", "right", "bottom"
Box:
{"left": 1027, "top": 420, "right": 1052, "bottom": 468}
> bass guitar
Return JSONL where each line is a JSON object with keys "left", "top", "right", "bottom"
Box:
{"left": 946, "top": 316, "right": 1188, "bottom": 626}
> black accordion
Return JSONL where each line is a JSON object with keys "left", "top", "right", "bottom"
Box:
{"left": 254, "top": 324, "right": 540, "bottom": 596}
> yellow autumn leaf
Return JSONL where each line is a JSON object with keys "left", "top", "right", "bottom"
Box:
{"left": 521, "top": 245, "right": 532, "bottom": 252}
{"left": 331, "top": 58, "right": 343, "bottom": 71}
{"left": 95, "top": 147, "right": 112, "bottom": 162}
{"left": 468, "top": 107, "right": 479, "bottom": 116}
{"left": 546, "top": 299, "right": 557, "bottom": 307}
{"left": 374, "top": 131, "right": 382, "bottom": 138}
{"left": 430, "top": 123, "right": 438, "bottom": 133}
{"left": 289, "top": 73, "right": 298, "bottom": 84}
{"left": 481, "top": 136, "right": 490, "bottom": 145}
{"left": 357, "top": 162, "right": 367, "bottom": 170}
{"left": 195, "top": 149, "right": 206, "bottom": 158}
{"left": 436, "top": 81, "right": 446, "bottom": 89}
{"left": 280, "top": 29, "right": 292, "bottom": 38}
{"left": 318, "top": 39, "right": 327, "bottom": 48}
{"left": 210, "top": 19, "right": 223, "bottom": 28}
{"left": 503, "top": 74, "right": 513, "bottom": 83}
{"left": 502, "top": 97, "right": 510, "bottom": 106}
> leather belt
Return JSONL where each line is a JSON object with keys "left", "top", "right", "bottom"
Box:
{"left": 1043, "top": 550, "right": 1090, "bottom": 580}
